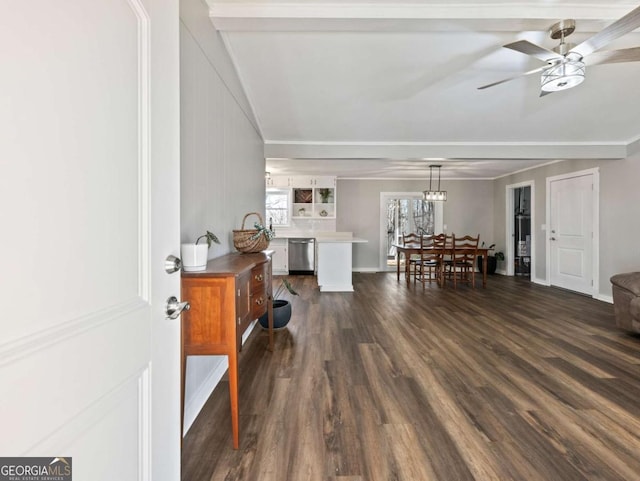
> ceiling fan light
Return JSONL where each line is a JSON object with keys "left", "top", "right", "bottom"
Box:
{"left": 541, "top": 59, "right": 585, "bottom": 92}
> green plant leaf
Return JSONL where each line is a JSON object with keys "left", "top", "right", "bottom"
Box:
{"left": 274, "top": 278, "right": 298, "bottom": 299}
{"left": 196, "top": 230, "right": 221, "bottom": 248}
{"left": 282, "top": 279, "right": 298, "bottom": 295}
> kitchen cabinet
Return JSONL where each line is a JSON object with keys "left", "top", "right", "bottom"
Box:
{"left": 266, "top": 175, "right": 337, "bottom": 220}
{"left": 293, "top": 176, "right": 335, "bottom": 188}
{"left": 313, "top": 186, "right": 335, "bottom": 218}
{"left": 270, "top": 238, "right": 288, "bottom": 274}
{"left": 265, "top": 175, "right": 292, "bottom": 188}
{"left": 292, "top": 184, "right": 336, "bottom": 219}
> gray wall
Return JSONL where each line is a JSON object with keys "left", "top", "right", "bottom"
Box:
{"left": 180, "top": 0, "right": 265, "bottom": 433}
{"left": 493, "top": 154, "right": 640, "bottom": 297}
{"left": 337, "top": 178, "right": 494, "bottom": 269}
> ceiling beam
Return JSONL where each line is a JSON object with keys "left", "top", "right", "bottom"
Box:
{"left": 208, "top": 3, "right": 640, "bottom": 32}
{"left": 264, "top": 140, "right": 628, "bottom": 160}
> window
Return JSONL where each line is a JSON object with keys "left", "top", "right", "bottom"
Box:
{"left": 265, "top": 188, "right": 291, "bottom": 226}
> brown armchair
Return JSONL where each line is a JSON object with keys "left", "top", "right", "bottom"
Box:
{"left": 610, "top": 272, "right": 640, "bottom": 333}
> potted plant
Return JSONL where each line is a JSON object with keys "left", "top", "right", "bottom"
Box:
{"left": 181, "top": 231, "right": 220, "bottom": 272}
{"left": 478, "top": 243, "right": 504, "bottom": 275}
{"left": 258, "top": 278, "right": 298, "bottom": 330}
{"left": 318, "top": 188, "right": 332, "bottom": 203}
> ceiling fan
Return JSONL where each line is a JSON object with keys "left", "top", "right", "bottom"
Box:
{"left": 478, "top": 4, "right": 640, "bottom": 96}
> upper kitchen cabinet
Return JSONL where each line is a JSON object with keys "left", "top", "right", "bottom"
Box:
{"left": 292, "top": 185, "right": 336, "bottom": 219}
{"left": 265, "top": 175, "right": 292, "bottom": 188}
{"left": 313, "top": 186, "right": 335, "bottom": 218}
{"left": 267, "top": 175, "right": 338, "bottom": 221}
{"left": 293, "top": 176, "right": 336, "bottom": 188}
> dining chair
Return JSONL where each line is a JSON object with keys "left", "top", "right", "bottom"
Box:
{"left": 402, "top": 233, "right": 421, "bottom": 281}
{"left": 414, "top": 234, "right": 440, "bottom": 284}
{"left": 447, "top": 234, "right": 480, "bottom": 288}
{"left": 418, "top": 233, "right": 447, "bottom": 286}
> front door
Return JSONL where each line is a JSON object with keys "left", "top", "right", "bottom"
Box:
{"left": 0, "top": 1, "right": 181, "bottom": 479}
{"left": 548, "top": 172, "right": 595, "bottom": 295}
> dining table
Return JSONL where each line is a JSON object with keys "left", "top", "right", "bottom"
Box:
{"left": 392, "top": 243, "right": 491, "bottom": 288}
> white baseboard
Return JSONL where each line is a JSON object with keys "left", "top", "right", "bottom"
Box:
{"left": 320, "top": 284, "right": 354, "bottom": 292}
{"left": 531, "top": 276, "right": 549, "bottom": 286}
{"left": 595, "top": 293, "right": 613, "bottom": 304}
{"left": 527, "top": 278, "right": 613, "bottom": 304}
{"left": 354, "top": 267, "right": 379, "bottom": 273}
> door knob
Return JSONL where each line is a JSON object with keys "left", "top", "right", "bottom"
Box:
{"left": 165, "top": 255, "right": 182, "bottom": 274}
{"left": 165, "top": 296, "right": 190, "bottom": 319}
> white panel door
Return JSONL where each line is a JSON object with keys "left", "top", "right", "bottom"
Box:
{"left": 549, "top": 174, "right": 594, "bottom": 294}
{"left": 0, "top": 0, "right": 180, "bottom": 480}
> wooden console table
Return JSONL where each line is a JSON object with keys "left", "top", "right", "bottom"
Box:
{"left": 181, "top": 251, "right": 273, "bottom": 449}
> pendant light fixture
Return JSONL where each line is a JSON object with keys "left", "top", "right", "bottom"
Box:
{"left": 423, "top": 164, "right": 447, "bottom": 202}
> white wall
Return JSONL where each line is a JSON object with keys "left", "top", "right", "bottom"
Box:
{"left": 180, "top": 0, "right": 265, "bottom": 433}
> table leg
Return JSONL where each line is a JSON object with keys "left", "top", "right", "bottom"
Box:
{"left": 228, "top": 350, "right": 240, "bottom": 449}
{"left": 482, "top": 252, "right": 488, "bottom": 288}
{"left": 396, "top": 250, "right": 401, "bottom": 281}
{"left": 405, "top": 253, "right": 411, "bottom": 282}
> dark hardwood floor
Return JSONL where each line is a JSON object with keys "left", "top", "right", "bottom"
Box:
{"left": 181, "top": 273, "right": 640, "bottom": 481}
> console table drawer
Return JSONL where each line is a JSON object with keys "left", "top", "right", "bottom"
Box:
{"left": 251, "top": 287, "right": 268, "bottom": 320}
{"left": 251, "top": 263, "right": 268, "bottom": 289}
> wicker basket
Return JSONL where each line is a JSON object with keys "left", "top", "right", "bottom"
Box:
{"left": 233, "top": 212, "right": 270, "bottom": 253}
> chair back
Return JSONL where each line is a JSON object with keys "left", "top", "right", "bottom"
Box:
{"left": 402, "top": 232, "right": 420, "bottom": 246}
{"left": 427, "top": 233, "right": 446, "bottom": 260}
{"left": 430, "top": 233, "right": 446, "bottom": 249}
{"left": 452, "top": 234, "right": 480, "bottom": 264}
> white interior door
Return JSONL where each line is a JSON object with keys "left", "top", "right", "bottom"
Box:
{"left": 0, "top": 1, "right": 180, "bottom": 480}
{"left": 548, "top": 173, "right": 594, "bottom": 295}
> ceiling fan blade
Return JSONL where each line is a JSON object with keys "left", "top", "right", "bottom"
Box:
{"left": 477, "top": 65, "right": 549, "bottom": 90}
{"left": 572, "top": 5, "right": 640, "bottom": 57}
{"left": 584, "top": 46, "right": 640, "bottom": 66}
{"left": 504, "top": 40, "right": 562, "bottom": 62}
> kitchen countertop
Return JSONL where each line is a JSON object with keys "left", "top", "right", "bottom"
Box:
{"left": 273, "top": 230, "right": 365, "bottom": 242}
{"left": 316, "top": 237, "right": 367, "bottom": 243}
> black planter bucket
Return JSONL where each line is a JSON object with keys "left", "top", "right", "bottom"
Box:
{"left": 477, "top": 256, "right": 497, "bottom": 275}
{"left": 258, "top": 299, "right": 292, "bottom": 330}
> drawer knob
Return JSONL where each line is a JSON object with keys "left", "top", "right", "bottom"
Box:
{"left": 255, "top": 297, "right": 265, "bottom": 306}
{"left": 255, "top": 274, "right": 264, "bottom": 282}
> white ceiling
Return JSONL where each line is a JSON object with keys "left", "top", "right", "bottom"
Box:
{"left": 208, "top": 1, "right": 640, "bottom": 179}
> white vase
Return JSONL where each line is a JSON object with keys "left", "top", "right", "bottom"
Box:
{"left": 181, "top": 243, "right": 209, "bottom": 272}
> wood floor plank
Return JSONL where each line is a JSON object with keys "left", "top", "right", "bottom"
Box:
{"left": 182, "top": 273, "right": 640, "bottom": 481}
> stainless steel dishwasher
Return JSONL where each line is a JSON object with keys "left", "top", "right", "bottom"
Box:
{"left": 288, "top": 238, "right": 315, "bottom": 274}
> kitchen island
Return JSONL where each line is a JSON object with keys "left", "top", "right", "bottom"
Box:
{"left": 273, "top": 231, "right": 367, "bottom": 292}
